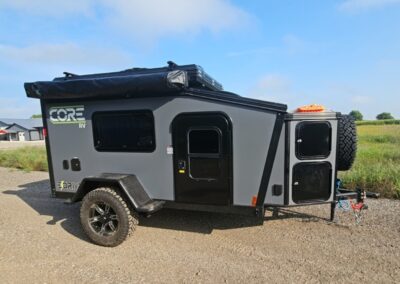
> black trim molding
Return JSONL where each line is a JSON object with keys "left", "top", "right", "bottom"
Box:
{"left": 41, "top": 100, "right": 56, "bottom": 195}
{"left": 256, "top": 113, "right": 284, "bottom": 206}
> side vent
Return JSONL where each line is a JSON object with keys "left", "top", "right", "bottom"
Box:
{"left": 62, "top": 160, "right": 69, "bottom": 170}
{"left": 272, "top": 185, "right": 283, "bottom": 196}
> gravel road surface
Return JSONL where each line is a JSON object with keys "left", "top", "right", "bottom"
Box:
{"left": 0, "top": 167, "right": 399, "bottom": 283}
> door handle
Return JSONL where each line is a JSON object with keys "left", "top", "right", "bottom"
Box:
{"left": 178, "top": 160, "right": 186, "bottom": 174}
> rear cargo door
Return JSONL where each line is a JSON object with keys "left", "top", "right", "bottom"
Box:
{"left": 172, "top": 113, "right": 232, "bottom": 205}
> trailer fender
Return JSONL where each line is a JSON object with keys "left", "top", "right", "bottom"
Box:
{"left": 70, "top": 173, "right": 164, "bottom": 213}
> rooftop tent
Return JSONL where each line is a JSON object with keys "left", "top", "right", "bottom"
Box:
{"left": 24, "top": 62, "right": 287, "bottom": 112}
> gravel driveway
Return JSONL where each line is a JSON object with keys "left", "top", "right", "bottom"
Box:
{"left": 0, "top": 167, "right": 399, "bottom": 283}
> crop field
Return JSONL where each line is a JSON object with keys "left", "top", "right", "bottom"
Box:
{"left": 339, "top": 124, "right": 400, "bottom": 198}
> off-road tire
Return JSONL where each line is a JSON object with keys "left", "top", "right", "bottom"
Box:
{"left": 80, "top": 187, "right": 138, "bottom": 247}
{"left": 337, "top": 115, "right": 357, "bottom": 171}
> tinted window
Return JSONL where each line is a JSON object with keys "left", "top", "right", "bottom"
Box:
{"left": 188, "top": 129, "right": 220, "bottom": 154}
{"left": 93, "top": 110, "right": 155, "bottom": 152}
{"left": 292, "top": 162, "right": 332, "bottom": 203}
{"left": 296, "top": 121, "right": 331, "bottom": 159}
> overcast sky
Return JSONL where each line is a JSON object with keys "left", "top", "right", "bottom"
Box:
{"left": 0, "top": 0, "right": 399, "bottom": 119}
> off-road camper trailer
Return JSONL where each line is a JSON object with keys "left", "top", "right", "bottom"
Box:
{"left": 25, "top": 62, "right": 358, "bottom": 246}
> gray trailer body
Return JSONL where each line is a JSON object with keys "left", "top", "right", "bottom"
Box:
{"left": 44, "top": 95, "right": 288, "bottom": 207}
{"left": 25, "top": 63, "right": 343, "bottom": 218}
{"left": 41, "top": 96, "right": 339, "bottom": 209}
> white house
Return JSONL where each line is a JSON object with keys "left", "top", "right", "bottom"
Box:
{"left": 0, "top": 118, "right": 44, "bottom": 141}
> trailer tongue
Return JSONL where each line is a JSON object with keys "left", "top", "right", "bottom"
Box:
{"left": 332, "top": 179, "right": 380, "bottom": 224}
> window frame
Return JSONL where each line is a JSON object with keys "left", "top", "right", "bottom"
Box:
{"left": 295, "top": 121, "right": 332, "bottom": 160}
{"left": 187, "top": 127, "right": 222, "bottom": 156}
{"left": 92, "top": 109, "right": 156, "bottom": 153}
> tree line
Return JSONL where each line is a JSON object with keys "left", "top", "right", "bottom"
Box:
{"left": 349, "top": 110, "right": 395, "bottom": 121}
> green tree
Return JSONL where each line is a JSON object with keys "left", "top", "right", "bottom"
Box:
{"left": 376, "top": 112, "right": 394, "bottom": 120}
{"left": 31, "top": 114, "right": 42, "bottom": 118}
{"left": 349, "top": 110, "right": 363, "bottom": 121}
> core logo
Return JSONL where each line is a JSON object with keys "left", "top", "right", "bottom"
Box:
{"left": 58, "top": 180, "right": 79, "bottom": 191}
{"left": 49, "top": 105, "right": 86, "bottom": 127}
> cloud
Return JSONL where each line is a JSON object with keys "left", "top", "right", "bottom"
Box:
{"left": 0, "top": 0, "right": 94, "bottom": 17}
{"left": 101, "top": 0, "right": 252, "bottom": 43}
{"left": 0, "top": 0, "right": 251, "bottom": 43}
{"left": 246, "top": 74, "right": 292, "bottom": 102}
{"left": 0, "top": 43, "right": 132, "bottom": 117}
{"left": 0, "top": 43, "right": 132, "bottom": 70}
{"left": 339, "top": 0, "right": 400, "bottom": 12}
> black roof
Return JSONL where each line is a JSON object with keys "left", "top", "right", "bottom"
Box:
{"left": 24, "top": 63, "right": 287, "bottom": 113}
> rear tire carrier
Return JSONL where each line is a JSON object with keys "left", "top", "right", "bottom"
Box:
{"left": 337, "top": 114, "right": 357, "bottom": 171}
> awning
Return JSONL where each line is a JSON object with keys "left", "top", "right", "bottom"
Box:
{"left": 0, "top": 129, "right": 8, "bottom": 135}
{"left": 24, "top": 70, "right": 188, "bottom": 100}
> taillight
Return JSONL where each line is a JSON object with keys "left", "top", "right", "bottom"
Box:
{"left": 43, "top": 128, "right": 47, "bottom": 137}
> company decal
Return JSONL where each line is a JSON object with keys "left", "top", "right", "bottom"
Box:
{"left": 49, "top": 105, "right": 86, "bottom": 128}
{"left": 166, "top": 145, "right": 174, "bottom": 155}
{"left": 58, "top": 180, "right": 80, "bottom": 192}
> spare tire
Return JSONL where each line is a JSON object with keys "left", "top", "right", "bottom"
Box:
{"left": 337, "top": 114, "right": 357, "bottom": 171}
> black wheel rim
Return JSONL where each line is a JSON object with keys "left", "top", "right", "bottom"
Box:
{"left": 88, "top": 202, "right": 119, "bottom": 237}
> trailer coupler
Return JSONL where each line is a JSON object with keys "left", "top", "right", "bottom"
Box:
{"left": 330, "top": 179, "right": 379, "bottom": 224}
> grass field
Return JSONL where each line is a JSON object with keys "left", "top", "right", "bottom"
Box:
{"left": 0, "top": 146, "right": 48, "bottom": 172}
{"left": 339, "top": 124, "right": 400, "bottom": 198}
{"left": 356, "top": 119, "right": 400, "bottom": 126}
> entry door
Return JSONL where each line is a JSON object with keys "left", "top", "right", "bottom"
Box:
{"left": 18, "top": 132, "right": 25, "bottom": 141}
{"left": 172, "top": 113, "right": 232, "bottom": 205}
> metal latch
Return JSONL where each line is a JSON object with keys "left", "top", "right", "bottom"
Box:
{"left": 178, "top": 160, "right": 186, "bottom": 174}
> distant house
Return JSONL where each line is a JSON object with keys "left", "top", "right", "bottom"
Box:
{"left": 0, "top": 118, "right": 44, "bottom": 141}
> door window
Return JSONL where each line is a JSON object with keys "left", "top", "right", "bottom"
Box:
{"left": 187, "top": 128, "right": 221, "bottom": 179}
{"left": 188, "top": 129, "right": 220, "bottom": 154}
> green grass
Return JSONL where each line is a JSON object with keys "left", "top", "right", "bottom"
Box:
{"left": 339, "top": 124, "right": 400, "bottom": 198}
{"left": 356, "top": 119, "right": 400, "bottom": 126}
{"left": 0, "top": 146, "right": 48, "bottom": 172}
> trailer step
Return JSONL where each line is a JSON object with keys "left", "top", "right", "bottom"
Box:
{"left": 136, "top": 200, "right": 165, "bottom": 213}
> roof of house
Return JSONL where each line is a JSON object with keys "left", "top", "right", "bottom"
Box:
{"left": 0, "top": 118, "right": 43, "bottom": 130}
{"left": 3, "top": 123, "right": 28, "bottom": 133}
